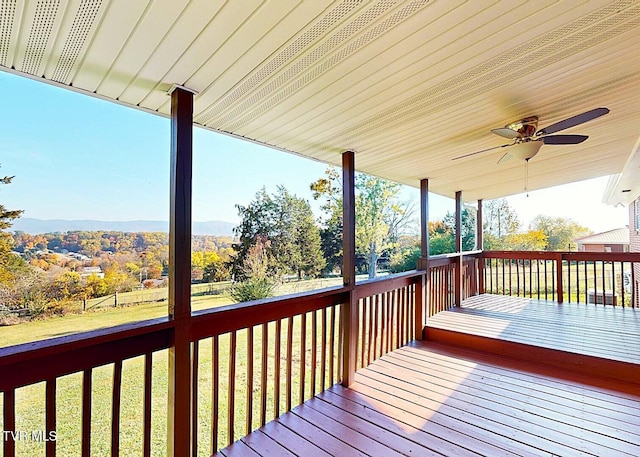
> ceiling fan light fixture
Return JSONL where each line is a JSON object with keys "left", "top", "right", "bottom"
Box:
{"left": 510, "top": 140, "right": 543, "bottom": 161}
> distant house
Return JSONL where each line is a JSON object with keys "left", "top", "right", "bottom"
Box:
{"left": 575, "top": 228, "right": 629, "bottom": 253}
{"left": 79, "top": 266, "right": 104, "bottom": 283}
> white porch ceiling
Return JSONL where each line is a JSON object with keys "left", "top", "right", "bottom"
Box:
{"left": 1, "top": 0, "right": 639, "bottom": 202}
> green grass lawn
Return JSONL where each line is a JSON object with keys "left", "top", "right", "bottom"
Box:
{"left": 0, "top": 279, "right": 344, "bottom": 456}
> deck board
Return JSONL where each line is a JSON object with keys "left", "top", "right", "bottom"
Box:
{"left": 215, "top": 342, "right": 640, "bottom": 456}
{"left": 427, "top": 294, "right": 640, "bottom": 363}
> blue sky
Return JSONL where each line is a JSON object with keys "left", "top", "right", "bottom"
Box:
{"left": 0, "top": 71, "right": 628, "bottom": 233}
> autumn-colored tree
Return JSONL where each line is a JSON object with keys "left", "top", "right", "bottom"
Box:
{"left": 0, "top": 168, "right": 27, "bottom": 285}
{"left": 502, "top": 230, "right": 547, "bottom": 251}
{"left": 311, "top": 167, "right": 414, "bottom": 278}
{"left": 529, "top": 215, "right": 591, "bottom": 251}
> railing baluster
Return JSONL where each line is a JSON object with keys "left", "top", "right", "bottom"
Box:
{"left": 260, "top": 323, "right": 268, "bottom": 426}
{"left": 593, "top": 261, "right": 597, "bottom": 304}
{"left": 383, "top": 291, "right": 389, "bottom": 353}
{"left": 360, "top": 297, "right": 367, "bottom": 369}
{"left": 612, "top": 262, "right": 616, "bottom": 306}
{"left": 337, "top": 303, "right": 344, "bottom": 383}
{"left": 246, "top": 326, "right": 254, "bottom": 434}
{"left": 299, "top": 313, "right": 306, "bottom": 404}
{"left": 311, "top": 310, "right": 317, "bottom": 395}
{"left": 46, "top": 379, "right": 56, "bottom": 457}
{"left": 632, "top": 264, "right": 637, "bottom": 308}
{"left": 528, "top": 258, "right": 532, "bottom": 298}
{"left": 82, "top": 369, "right": 92, "bottom": 457}
{"left": 228, "top": 331, "right": 237, "bottom": 446}
{"left": 274, "top": 320, "right": 281, "bottom": 418}
{"left": 368, "top": 295, "right": 375, "bottom": 366}
{"left": 211, "top": 336, "right": 219, "bottom": 454}
{"left": 404, "top": 285, "right": 409, "bottom": 344}
{"left": 395, "top": 288, "right": 401, "bottom": 349}
{"left": 112, "top": 360, "right": 122, "bottom": 457}
{"left": 286, "top": 316, "right": 293, "bottom": 411}
{"left": 567, "top": 260, "right": 572, "bottom": 303}
{"left": 144, "top": 353, "right": 153, "bottom": 457}
{"left": 552, "top": 259, "right": 556, "bottom": 301}
{"left": 321, "top": 307, "right": 327, "bottom": 392}
{"left": 369, "top": 294, "right": 382, "bottom": 363}
{"left": 3, "top": 388, "right": 16, "bottom": 457}
{"left": 191, "top": 342, "right": 199, "bottom": 457}
{"left": 596, "top": 261, "right": 607, "bottom": 306}
{"left": 329, "top": 306, "right": 335, "bottom": 385}
{"left": 488, "top": 258, "right": 493, "bottom": 293}
{"left": 621, "top": 262, "right": 625, "bottom": 307}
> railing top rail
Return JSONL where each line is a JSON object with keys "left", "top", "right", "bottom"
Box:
{"left": 428, "top": 250, "right": 482, "bottom": 260}
{"left": 354, "top": 270, "right": 425, "bottom": 300}
{"left": 562, "top": 251, "right": 640, "bottom": 262}
{"left": 191, "top": 285, "right": 349, "bottom": 340}
{"left": 0, "top": 317, "right": 172, "bottom": 364}
{"left": 483, "top": 250, "right": 640, "bottom": 262}
{"left": 0, "top": 317, "right": 173, "bottom": 391}
{"left": 427, "top": 250, "right": 482, "bottom": 267}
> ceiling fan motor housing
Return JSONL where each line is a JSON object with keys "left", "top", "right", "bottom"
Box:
{"left": 506, "top": 116, "right": 538, "bottom": 137}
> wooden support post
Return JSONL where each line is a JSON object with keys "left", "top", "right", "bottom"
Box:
{"left": 420, "top": 179, "right": 430, "bottom": 259}
{"left": 415, "top": 179, "right": 429, "bottom": 338}
{"left": 341, "top": 150, "right": 357, "bottom": 387}
{"left": 167, "top": 85, "right": 194, "bottom": 457}
{"left": 455, "top": 191, "right": 463, "bottom": 306}
{"left": 477, "top": 199, "right": 485, "bottom": 294}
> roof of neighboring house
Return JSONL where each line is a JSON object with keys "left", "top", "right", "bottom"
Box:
{"left": 575, "top": 228, "right": 629, "bottom": 245}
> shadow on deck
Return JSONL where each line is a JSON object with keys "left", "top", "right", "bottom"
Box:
{"left": 216, "top": 295, "right": 640, "bottom": 456}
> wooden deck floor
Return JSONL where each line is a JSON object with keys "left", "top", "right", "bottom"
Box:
{"left": 425, "top": 294, "right": 640, "bottom": 383}
{"left": 217, "top": 341, "right": 640, "bottom": 457}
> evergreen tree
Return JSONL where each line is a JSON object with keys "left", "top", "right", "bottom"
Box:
{"left": 233, "top": 186, "right": 325, "bottom": 280}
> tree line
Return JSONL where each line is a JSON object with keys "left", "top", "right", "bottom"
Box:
{"left": 0, "top": 163, "right": 593, "bottom": 314}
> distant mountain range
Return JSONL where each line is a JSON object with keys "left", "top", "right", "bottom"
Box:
{"left": 10, "top": 218, "right": 237, "bottom": 237}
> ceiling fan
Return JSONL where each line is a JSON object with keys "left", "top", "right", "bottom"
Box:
{"left": 452, "top": 107, "right": 610, "bottom": 163}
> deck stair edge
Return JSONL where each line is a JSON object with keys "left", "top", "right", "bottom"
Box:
{"left": 423, "top": 326, "right": 639, "bottom": 386}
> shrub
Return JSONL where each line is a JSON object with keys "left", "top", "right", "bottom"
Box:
{"left": 228, "top": 277, "right": 275, "bottom": 303}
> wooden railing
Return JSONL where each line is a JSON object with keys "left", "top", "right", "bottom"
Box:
{"left": 0, "top": 319, "right": 173, "bottom": 457}
{"left": 355, "top": 271, "right": 422, "bottom": 370}
{"left": 483, "top": 251, "right": 640, "bottom": 307}
{"left": 189, "top": 286, "right": 348, "bottom": 454}
{"left": 426, "top": 251, "right": 482, "bottom": 317}
{"left": 0, "top": 271, "right": 425, "bottom": 456}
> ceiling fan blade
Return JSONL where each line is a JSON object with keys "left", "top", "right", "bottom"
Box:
{"left": 537, "top": 107, "right": 609, "bottom": 135}
{"left": 452, "top": 143, "right": 511, "bottom": 160}
{"left": 542, "top": 134, "right": 588, "bottom": 145}
{"left": 492, "top": 128, "right": 520, "bottom": 139}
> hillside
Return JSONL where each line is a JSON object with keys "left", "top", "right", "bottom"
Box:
{"left": 11, "top": 218, "right": 236, "bottom": 236}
